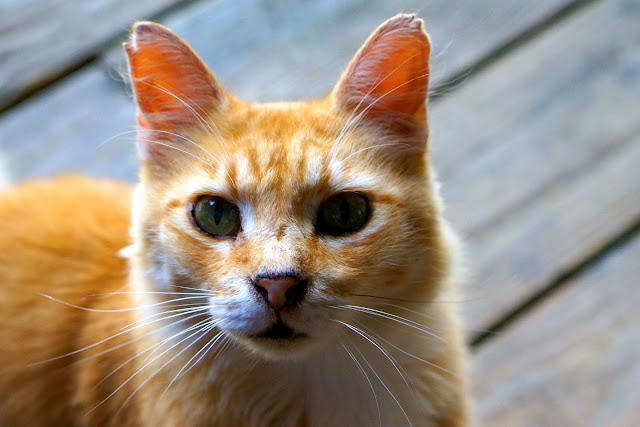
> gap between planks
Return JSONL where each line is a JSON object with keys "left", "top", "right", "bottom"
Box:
{"left": 471, "top": 215, "right": 640, "bottom": 349}
{"left": 0, "top": 0, "right": 593, "bottom": 118}
{"left": 0, "top": 0, "right": 205, "bottom": 117}
{"left": 430, "top": 0, "right": 600, "bottom": 100}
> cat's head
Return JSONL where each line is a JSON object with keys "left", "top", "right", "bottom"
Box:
{"left": 124, "top": 15, "right": 454, "bottom": 359}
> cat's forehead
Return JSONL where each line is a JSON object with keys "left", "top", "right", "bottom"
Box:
{"left": 205, "top": 103, "right": 381, "bottom": 192}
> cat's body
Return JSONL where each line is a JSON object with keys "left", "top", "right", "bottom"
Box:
{"left": 0, "top": 15, "right": 470, "bottom": 426}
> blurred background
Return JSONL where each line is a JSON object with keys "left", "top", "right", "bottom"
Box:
{"left": 1, "top": 0, "right": 639, "bottom": 424}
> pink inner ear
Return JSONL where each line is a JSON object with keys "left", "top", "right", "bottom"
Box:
{"left": 125, "top": 22, "right": 222, "bottom": 134}
{"left": 334, "top": 15, "right": 430, "bottom": 123}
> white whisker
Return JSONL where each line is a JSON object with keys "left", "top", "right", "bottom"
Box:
{"left": 113, "top": 321, "right": 218, "bottom": 415}
{"left": 95, "top": 316, "right": 213, "bottom": 387}
{"left": 88, "top": 318, "right": 216, "bottom": 415}
{"left": 340, "top": 340, "right": 381, "bottom": 427}
{"left": 30, "top": 307, "right": 209, "bottom": 366}
{"left": 156, "top": 330, "right": 225, "bottom": 405}
{"left": 338, "top": 323, "right": 412, "bottom": 427}
{"left": 333, "top": 319, "right": 415, "bottom": 420}
{"left": 357, "top": 323, "right": 458, "bottom": 379}
{"left": 39, "top": 293, "right": 210, "bottom": 313}
{"left": 333, "top": 305, "right": 444, "bottom": 342}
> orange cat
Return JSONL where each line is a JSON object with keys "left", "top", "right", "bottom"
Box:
{"left": 0, "top": 15, "right": 470, "bottom": 426}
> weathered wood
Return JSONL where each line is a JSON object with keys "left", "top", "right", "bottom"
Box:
{"left": 430, "top": 0, "right": 640, "bottom": 332}
{"left": 0, "top": 69, "right": 137, "bottom": 182}
{"left": 466, "top": 131, "right": 640, "bottom": 334}
{"left": 0, "top": 0, "right": 185, "bottom": 110}
{"left": 433, "top": 0, "right": 640, "bottom": 236}
{"left": 473, "top": 231, "right": 640, "bottom": 425}
{"left": 101, "top": 0, "right": 573, "bottom": 101}
{"left": 0, "top": 0, "right": 574, "bottom": 183}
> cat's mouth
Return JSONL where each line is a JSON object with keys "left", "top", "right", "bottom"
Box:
{"left": 250, "top": 321, "right": 306, "bottom": 341}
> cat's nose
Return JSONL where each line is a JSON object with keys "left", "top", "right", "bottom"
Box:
{"left": 254, "top": 274, "right": 307, "bottom": 310}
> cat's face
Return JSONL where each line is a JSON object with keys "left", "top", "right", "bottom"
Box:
{"left": 126, "top": 16, "right": 451, "bottom": 358}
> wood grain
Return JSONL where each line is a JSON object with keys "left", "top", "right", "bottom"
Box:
{"left": 473, "top": 229, "right": 640, "bottom": 426}
{"left": 465, "top": 130, "right": 640, "bottom": 334}
{"left": 0, "top": 69, "right": 137, "bottom": 182}
{"left": 433, "top": 0, "right": 640, "bottom": 236}
{"left": 429, "top": 0, "right": 640, "bottom": 332}
{"left": 0, "top": 0, "right": 573, "bottom": 184}
{"left": 101, "top": 0, "right": 573, "bottom": 101}
{"left": 0, "top": 0, "right": 184, "bottom": 110}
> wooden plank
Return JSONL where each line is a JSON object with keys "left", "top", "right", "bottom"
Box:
{"left": 473, "top": 232, "right": 640, "bottom": 426}
{"left": 101, "top": 0, "right": 573, "bottom": 101}
{"left": 432, "top": 0, "right": 640, "bottom": 236}
{"left": 428, "top": 0, "right": 640, "bottom": 331}
{"left": 0, "top": 0, "right": 185, "bottom": 110}
{"left": 0, "top": 69, "right": 138, "bottom": 182}
{"left": 0, "top": 0, "right": 573, "bottom": 183}
{"left": 466, "top": 132, "right": 640, "bottom": 333}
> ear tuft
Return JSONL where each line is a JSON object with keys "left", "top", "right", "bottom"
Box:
{"left": 332, "top": 14, "right": 431, "bottom": 140}
{"left": 133, "top": 21, "right": 159, "bottom": 37}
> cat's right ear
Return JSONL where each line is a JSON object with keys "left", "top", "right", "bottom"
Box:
{"left": 124, "top": 22, "right": 226, "bottom": 161}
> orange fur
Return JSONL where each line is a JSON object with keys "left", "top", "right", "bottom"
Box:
{"left": 0, "top": 15, "right": 470, "bottom": 426}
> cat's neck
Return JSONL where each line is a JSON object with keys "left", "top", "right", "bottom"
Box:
{"left": 128, "top": 301, "right": 448, "bottom": 426}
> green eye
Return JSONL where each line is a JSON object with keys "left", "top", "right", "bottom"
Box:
{"left": 317, "top": 193, "right": 370, "bottom": 236}
{"left": 192, "top": 196, "right": 241, "bottom": 238}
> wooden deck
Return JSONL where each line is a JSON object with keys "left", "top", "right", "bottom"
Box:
{"left": 1, "top": 0, "right": 638, "bottom": 424}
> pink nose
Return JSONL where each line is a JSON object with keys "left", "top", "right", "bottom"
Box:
{"left": 254, "top": 275, "right": 306, "bottom": 310}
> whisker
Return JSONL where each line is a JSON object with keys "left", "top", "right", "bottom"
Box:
{"left": 136, "top": 138, "right": 216, "bottom": 169}
{"left": 340, "top": 143, "right": 410, "bottom": 164}
{"left": 97, "top": 129, "right": 213, "bottom": 161}
{"left": 171, "top": 284, "right": 214, "bottom": 293}
{"left": 96, "top": 317, "right": 215, "bottom": 388}
{"left": 350, "top": 293, "right": 461, "bottom": 305}
{"left": 333, "top": 320, "right": 415, "bottom": 405}
{"left": 332, "top": 305, "right": 444, "bottom": 342}
{"left": 356, "top": 322, "right": 458, "bottom": 379}
{"left": 30, "top": 307, "right": 210, "bottom": 366}
{"left": 88, "top": 318, "right": 216, "bottom": 415}
{"left": 339, "top": 340, "right": 381, "bottom": 427}
{"left": 120, "top": 305, "right": 210, "bottom": 330}
{"left": 88, "top": 291, "right": 217, "bottom": 297}
{"left": 156, "top": 330, "right": 225, "bottom": 405}
{"left": 39, "top": 293, "right": 210, "bottom": 313}
{"left": 182, "top": 331, "right": 230, "bottom": 378}
{"left": 112, "top": 321, "right": 218, "bottom": 415}
{"left": 338, "top": 323, "right": 412, "bottom": 427}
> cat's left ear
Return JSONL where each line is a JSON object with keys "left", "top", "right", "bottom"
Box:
{"left": 124, "top": 22, "right": 226, "bottom": 160}
{"left": 331, "top": 14, "right": 430, "bottom": 147}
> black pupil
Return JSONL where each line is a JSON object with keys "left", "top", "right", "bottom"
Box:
{"left": 317, "top": 193, "right": 368, "bottom": 235}
{"left": 212, "top": 200, "right": 224, "bottom": 225}
{"left": 193, "top": 196, "right": 240, "bottom": 238}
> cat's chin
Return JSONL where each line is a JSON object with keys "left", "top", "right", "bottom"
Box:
{"left": 246, "top": 335, "right": 312, "bottom": 360}
{"left": 234, "top": 325, "right": 317, "bottom": 360}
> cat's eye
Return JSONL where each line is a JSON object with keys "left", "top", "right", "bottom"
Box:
{"left": 192, "top": 195, "right": 241, "bottom": 238}
{"left": 316, "top": 193, "right": 370, "bottom": 236}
